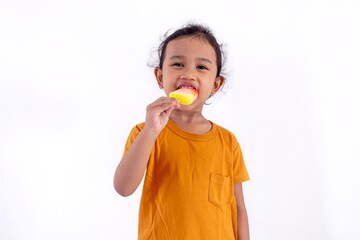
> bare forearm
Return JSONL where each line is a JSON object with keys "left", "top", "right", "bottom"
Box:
{"left": 237, "top": 206, "right": 250, "bottom": 240}
{"left": 234, "top": 183, "right": 250, "bottom": 240}
{"left": 114, "top": 128, "right": 157, "bottom": 196}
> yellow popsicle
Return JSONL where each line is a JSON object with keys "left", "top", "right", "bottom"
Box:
{"left": 169, "top": 88, "right": 198, "bottom": 105}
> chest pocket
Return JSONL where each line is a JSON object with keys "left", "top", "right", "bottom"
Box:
{"left": 208, "top": 173, "right": 231, "bottom": 207}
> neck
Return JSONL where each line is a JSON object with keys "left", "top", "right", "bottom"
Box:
{"left": 169, "top": 110, "right": 212, "bottom": 134}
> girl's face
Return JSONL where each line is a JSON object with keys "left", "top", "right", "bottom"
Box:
{"left": 155, "top": 36, "right": 224, "bottom": 106}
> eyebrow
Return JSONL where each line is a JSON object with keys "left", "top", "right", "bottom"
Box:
{"left": 169, "top": 55, "right": 213, "bottom": 64}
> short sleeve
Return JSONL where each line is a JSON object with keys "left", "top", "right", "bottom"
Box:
{"left": 233, "top": 141, "right": 250, "bottom": 183}
{"left": 122, "top": 123, "right": 145, "bottom": 157}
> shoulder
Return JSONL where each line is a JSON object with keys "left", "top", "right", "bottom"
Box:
{"left": 133, "top": 122, "right": 145, "bottom": 131}
{"left": 212, "top": 122, "right": 241, "bottom": 148}
{"left": 128, "top": 122, "right": 145, "bottom": 133}
{"left": 213, "top": 122, "right": 238, "bottom": 139}
{"left": 126, "top": 122, "right": 145, "bottom": 139}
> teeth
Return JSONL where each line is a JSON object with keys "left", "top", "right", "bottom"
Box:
{"left": 179, "top": 86, "right": 195, "bottom": 89}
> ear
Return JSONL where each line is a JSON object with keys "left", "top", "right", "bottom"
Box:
{"left": 211, "top": 76, "right": 225, "bottom": 94}
{"left": 154, "top": 67, "right": 163, "bottom": 89}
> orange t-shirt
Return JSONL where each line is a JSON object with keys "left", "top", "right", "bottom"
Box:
{"left": 123, "top": 120, "right": 249, "bottom": 240}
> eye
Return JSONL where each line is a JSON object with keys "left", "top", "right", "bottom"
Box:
{"left": 197, "top": 65, "right": 209, "bottom": 70}
{"left": 172, "top": 62, "right": 184, "bottom": 68}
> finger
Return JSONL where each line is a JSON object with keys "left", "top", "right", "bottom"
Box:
{"left": 163, "top": 100, "right": 181, "bottom": 116}
{"left": 147, "top": 98, "right": 179, "bottom": 114}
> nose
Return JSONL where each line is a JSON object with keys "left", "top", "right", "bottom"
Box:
{"left": 180, "top": 74, "right": 195, "bottom": 80}
{"left": 180, "top": 66, "right": 197, "bottom": 80}
{"left": 180, "top": 71, "right": 196, "bottom": 80}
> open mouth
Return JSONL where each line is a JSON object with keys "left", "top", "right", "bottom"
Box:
{"left": 177, "top": 85, "right": 197, "bottom": 91}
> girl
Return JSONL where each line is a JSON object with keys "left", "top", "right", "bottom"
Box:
{"left": 114, "top": 23, "right": 250, "bottom": 240}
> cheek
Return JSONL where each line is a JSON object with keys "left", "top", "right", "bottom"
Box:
{"left": 162, "top": 71, "right": 178, "bottom": 82}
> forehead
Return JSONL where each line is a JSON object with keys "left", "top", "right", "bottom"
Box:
{"left": 165, "top": 36, "right": 217, "bottom": 61}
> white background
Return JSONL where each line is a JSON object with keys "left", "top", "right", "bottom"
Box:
{"left": 1, "top": 0, "right": 360, "bottom": 239}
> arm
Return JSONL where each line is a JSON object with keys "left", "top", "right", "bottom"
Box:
{"left": 113, "top": 97, "right": 180, "bottom": 197}
{"left": 113, "top": 127, "right": 158, "bottom": 197}
{"left": 234, "top": 183, "right": 250, "bottom": 240}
